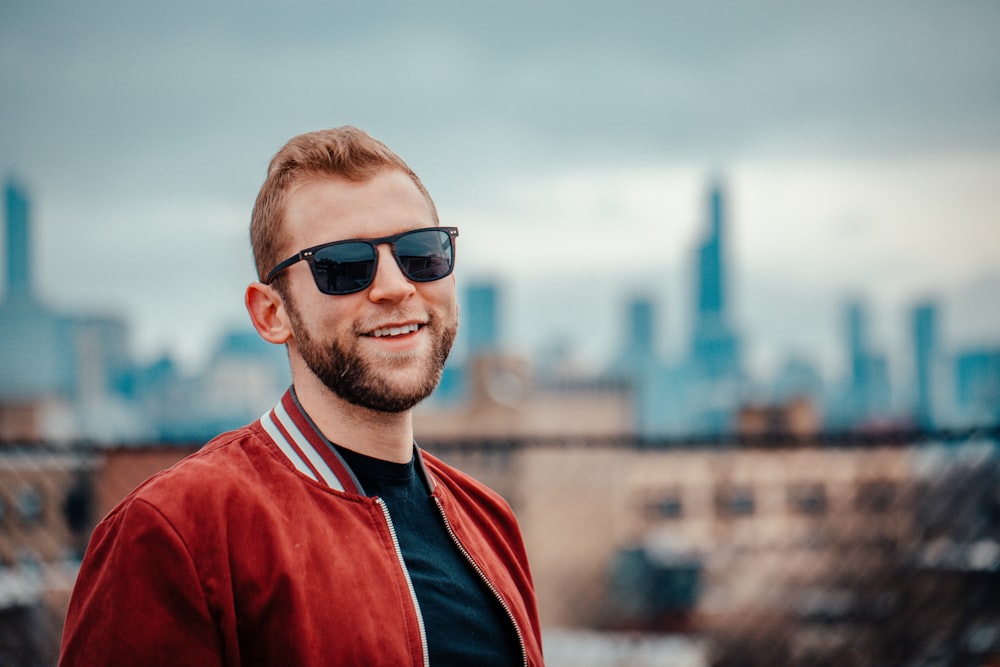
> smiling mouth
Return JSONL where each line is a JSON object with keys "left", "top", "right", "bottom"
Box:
{"left": 368, "top": 323, "right": 422, "bottom": 338}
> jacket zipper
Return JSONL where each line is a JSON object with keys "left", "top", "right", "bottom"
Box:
{"left": 377, "top": 497, "right": 430, "bottom": 667}
{"left": 432, "top": 496, "right": 529, "bottom": 667}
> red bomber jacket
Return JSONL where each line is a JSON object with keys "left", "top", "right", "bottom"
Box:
{"left": 59, "top": 389, "right": 545, "bottom": 666}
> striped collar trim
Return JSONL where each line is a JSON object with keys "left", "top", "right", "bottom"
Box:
{"left": 258, "top": 388, "right": 436, "bottom": 495}
{"left": 259, "top": 389, "right": 363, "bottom": 494}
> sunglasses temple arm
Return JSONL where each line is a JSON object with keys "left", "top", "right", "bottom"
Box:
{"left": 264, "top": 254, "right": 304, "bottom": 284}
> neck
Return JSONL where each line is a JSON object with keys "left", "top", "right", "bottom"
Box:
{"left": 292, "top": 372, "right": 415, "bottom": 464}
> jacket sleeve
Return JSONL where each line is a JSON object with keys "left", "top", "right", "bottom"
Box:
{"left": 59, "top": 497, "right": 226, "bottom": 667}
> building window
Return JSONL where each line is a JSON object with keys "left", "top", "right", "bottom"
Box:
{"left": 855, "top": 480, "right": 896, "bottom": 513}
{"left": 788, "top": 482, "right": 828, "bottom": 516}
{"left": 16, "top": 486, "right": 44, "bottom": 526}
{"left": 645, "top": 490, "right": 684, "bottom": 519}
{"left": 715, "top": 485, "right": 755, "bottom": 517}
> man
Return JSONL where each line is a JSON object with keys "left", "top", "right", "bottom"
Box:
{"left": 59, "top": 127, "right": 545, "bottom": 666}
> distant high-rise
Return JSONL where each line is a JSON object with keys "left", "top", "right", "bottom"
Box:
{"left": 698, "top": 183, "right": 725, "bottom": 317}
{"left": 4, "top": 180, "right": 32, "bottom": 303}
{"left": 464, "top": 281, "right": 500, "bottom": 355}
{"left": 843, "top": 300, "right": 891, "bottom": 425}
{"left": 691, "top": 179, "right": 740, "bottom": 379}
{"left": 912, "top": 302, "right": 938, "bottom": 428}
{"left": 612, "top": 294, "right": 658, "bottom": 383}
{"left": 0, "top": 179, "right": 76, "bottom": 402}
{"left": 627, "top": 296, "right": 655, "bottom": 359}
{"left": 848, "top": 301, "right": 867, "bottom": 394}
{"left": 954, "top": 348, "right": 1000, "bottom": 426}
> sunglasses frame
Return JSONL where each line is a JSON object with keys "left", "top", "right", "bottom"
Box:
{"left": 264, "top": 226, "right": 459, "bottom": 295}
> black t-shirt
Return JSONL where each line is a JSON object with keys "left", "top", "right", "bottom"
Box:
{"left": 335, "top": 445, "right": 522, "bottom": 666}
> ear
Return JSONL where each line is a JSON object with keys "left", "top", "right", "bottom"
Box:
{"left": 245, "top": 282, "right": 292, "bottom": 345}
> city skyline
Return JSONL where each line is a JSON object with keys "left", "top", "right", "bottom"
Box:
{"left": 5, "top": 174, "right": 995, "bottom": 439}
{"left": 2, "top": 162, "right": 997, "bottom": 385}
{"left": 2, "top": 172, "right": 998, "bottom": 386}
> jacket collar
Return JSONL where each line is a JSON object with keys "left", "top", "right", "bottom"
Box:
{"left": 259, "top": 387, "right": 436, "bottom": 495}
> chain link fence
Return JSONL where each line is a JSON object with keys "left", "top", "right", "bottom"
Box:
{"left": 2, "top": 429, "right": 998, "bottom": 666}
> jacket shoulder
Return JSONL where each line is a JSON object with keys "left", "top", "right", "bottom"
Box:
{"left": 420, "top": 450, "right": 518, "bottom": 517}
{"left": 103, "top": 422, "right": 285, "bottom": 524}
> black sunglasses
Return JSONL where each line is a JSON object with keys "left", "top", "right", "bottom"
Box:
{"left": 264, "top": 227, "right": 459, "bottom": 295}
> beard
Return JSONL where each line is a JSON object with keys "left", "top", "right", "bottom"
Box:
{"left": 284, "top": 294, "right": 457, "bottom": 413}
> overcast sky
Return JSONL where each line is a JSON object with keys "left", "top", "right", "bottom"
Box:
{"left": 2, "top": 1, "right": 999, "bottom": 387}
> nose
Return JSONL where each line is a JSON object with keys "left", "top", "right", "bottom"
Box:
{"left": 367, "top": 244, "right": 416, "bottom": 303}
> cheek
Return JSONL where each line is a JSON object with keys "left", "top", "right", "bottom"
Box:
{"left": 426, "top": 282, "right": 458, "bottom": 320}
{"left": 290, "top": 292, "right": 356, "bottom": 336}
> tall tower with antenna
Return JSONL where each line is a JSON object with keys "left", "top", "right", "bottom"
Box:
{"left": 691, "top": 178, "right": 740, "bottom": 381}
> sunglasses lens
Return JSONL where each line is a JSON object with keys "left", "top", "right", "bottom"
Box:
{"left": 395, "top": 229, "right": 454, "bottom": 282}
{"left": 300, "top": 228, "right": 455, "bottom": 295}
{"left": 311, "top": 242, "right": 377, "bottom": 294}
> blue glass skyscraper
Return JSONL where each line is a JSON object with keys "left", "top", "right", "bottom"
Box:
{"left": 843, "top": 299, "right": 891, "bottom": 426}
{"left": 5, "top": 181, "right": 32, "bottom": 302}
{"left": 0, "top": 180, "right": 77, "bottom": 400}
{"left": 691, "top": 179, "right": 740, "bottom": 380}
{"left": 464, "top": 281, "right": 500, "bottom": 356}
{"left": 912, "top": 302, "right": 938, "bottom": 428}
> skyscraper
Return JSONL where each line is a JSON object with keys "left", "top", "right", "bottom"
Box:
{"left": 848, "top": 301, "right": 867, "bottom": 394}
{"left": 842, "top": 299, "right": 891, "bottom": 426}
{"left": 626, "top": 296, "right": 655, "bottom": 360}
{"left": 691, "top": 179, "right": 740, "bottom": 380}
{"left": 4, "top": 180, "right": 32, "bottom": 304}
{"left": 0, "top": 180, "right": 76, "bottom": 402}
{"left": 611, "top": 294, "right": 658, "bottom": 391}
{"left": 912, "top": 302, "right": 938, "bottom": 428}
{"left": 954, "top": 348, "right": 1000, "bottom": 426}
{"left": 464, "top": 281, "right": 500, "bottom": 356}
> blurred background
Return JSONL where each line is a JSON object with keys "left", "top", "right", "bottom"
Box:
{"left": 1, "top": 1, "right": 999, "bottom": 665}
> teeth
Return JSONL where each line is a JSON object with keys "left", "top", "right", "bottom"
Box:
{"left": 371, "top": 323, "right": 420, "bottom": 338}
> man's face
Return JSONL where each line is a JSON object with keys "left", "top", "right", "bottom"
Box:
{"left": 276, "top": 170, "right": 458, "bottom": 413}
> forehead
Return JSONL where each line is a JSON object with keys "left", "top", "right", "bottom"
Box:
{"left": 282, "top": 170, "right": 435, "bottom": 249}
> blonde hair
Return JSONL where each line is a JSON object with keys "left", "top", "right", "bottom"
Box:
{"left": 250, "top": 126, "right": 438, "bottom": 280}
